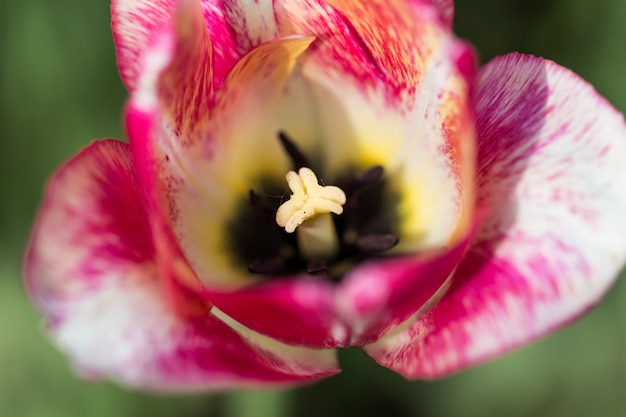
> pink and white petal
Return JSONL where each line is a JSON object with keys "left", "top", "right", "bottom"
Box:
{"left": 125, "top": 101, "right": 209, "bottom": 306}
{"left": 112, "top": 0, "right": 175, "bottom": 90}
{"left": 365, "top": 53, "right": 626, "bottom": 378}
{"left": 410, "top": 0, "right": 454, "bottom": 28}
{"left": 277, "top": 0, "right": 449, "bottom": 95}
{"left": 320, "top": 0, "right": 446, "bottom": 91}
{"left": 127, "top": 32, "right": 345, "bottom": 349}
{"left": 25, "top": 139, "right": 338, "bottom": 388}
{"left": 336, "top": 233, "right": 473, "bottom": 347}
{"left": 24, "top": 139, "right": 154, "bottom": 311}
{"left": 50, "top": 277, "right": 339, "bottom": 390}
{"left": 275, "top": 0, "right": 408, "bottom": 182}
{"left": 151, "top": 0, "right": 215, "bottom": 138}
{"left": 275, "top": 0, "right": 473, "bottom": 251}
{"left": 143, "top": 36, "right": 316, "bottom": 289}
{"left": 392, "top": 39, "right": 476, "bottom": 252}
{"left": 112, "top": 0, "right": 240, "bottom": 91}
{"left": 205, "top": 218, "right": 475, "bottom": 350}
{"left": 276, "top": 0, "right": 416, "bottom": 170}
{"left": 207, "top": 278, "right": 346, "bottom": 348}
{"left": 276, "top": 0, "right": 472, "bottom": 198}
{"left": 219, "top": 0, "right": 280, "bottom": 54}
{"left": 130, "top": 103, "right": 344, "bottom": 349}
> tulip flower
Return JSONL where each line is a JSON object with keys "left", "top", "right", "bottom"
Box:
{"left": 25, "top": 0, "right": 626, "bottom": 390}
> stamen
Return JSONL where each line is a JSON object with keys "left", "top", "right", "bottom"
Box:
{"left": 248, "top": 256, "right": 287, "bottom": 275}
{"left": 356, "top": 233, "right": 399, "bottom": 253}
{"left": 278, "top": 131, "right": 311, "bottom": 170}
{"left": 306, "top": 259, "right": 328, "bottom": 276}
{"left": 344, "top": 165, "right": 384, "bottom": 201}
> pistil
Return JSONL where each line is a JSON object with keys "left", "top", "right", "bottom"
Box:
{"left": 276, "top": 167, "right": 346, "bottom": 260}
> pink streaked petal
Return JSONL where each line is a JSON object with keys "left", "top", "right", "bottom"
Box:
{"left": 365, "top": 53, "right": 626, "bottom": 378}
{"left": 129, "top": 104, "right": 344, "bottom": 349}
{"left": 203, "top": 219, "right": 477, "bottom": 351}
{"left": 126, "top": 103, "right": 209, "bottom": 308}
{"left": 126, "top": 37, "right": 344, "bottom": 349}
{"left": 320, "top": 0, "right": 447, "bottom": 92}
{"left": 276, "top": 0, "right": 448, "bottom": 97}
{"left": 25, "top": 140, "right": 338, "bottom": 388}
{"left": 112, "top": 0, "right": 240, "bottom": 91}
{"left": 129, "top": 99, "right": 342, "bottom": 349}
{"left": 111, "top": 0, "right": 175, "bottom": 91}
{"left": 207, "top": 278, "right": 346, "bottom": 348}
{"left": 392, "top": 39, "right": 476, "bottom": 252}
{"left": 156, "top": 0, "right": 214, "bottom": 138}
{"left": 335, "top": 219, "right": 479, "bottom": 347}
{"left": 150, "top": 36, "right": 315, "bottom": 289}
{"left": 24, "top": 139, "right": 154, "bottom": 310}
{"left": 275, "top": 0, "right": 380, "bottom": 90}
{"left": 50, "top": 277, "right": 338, "bottom": 390}
{"left": 410, "top": 0, "right": 454, "bottom": 28}
{"left": 275, "top": 1, "right": 474, "bottom": 251}
{"left": 205, "top": 220, "right": 471, "bottom": 350}
{"left": 220, "top": 0, "right": 280, "bottom": 54}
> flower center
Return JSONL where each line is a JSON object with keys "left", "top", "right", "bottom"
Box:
{"left": 226, "top": 132, "right": 401, "bottom": 279}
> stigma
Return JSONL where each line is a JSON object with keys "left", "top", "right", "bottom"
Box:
{"left": 276, "top": 167, "right": 346, "bottom": 261}
{"left": 276, "top": 167, "right": 346, "bottom": 233}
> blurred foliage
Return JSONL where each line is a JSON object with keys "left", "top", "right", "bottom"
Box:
{"left": 1, "top": 0, "right": 625, "bottom": 416}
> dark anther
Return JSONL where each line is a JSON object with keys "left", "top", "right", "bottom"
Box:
{"left": 355, "top": 233, "right": 399, "bottom": 253}
{"left": 249, "top": 190, "right": 275, "bottom": 221}
{"left": 248, "top": 256, "right": 287, "bottom": 275}
{"left": 344, "top": 165, "right": 384, "bottom": 200}
{"left": 306, "top": 259, "right": 328, "bottom": 276}
{"left": 278, "top": 131, "right": 311, "bottom": 170}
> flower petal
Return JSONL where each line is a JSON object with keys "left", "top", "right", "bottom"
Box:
{"left": 412, "top": 0, "right": 454, "bottom": 28}
{"left": 219, "top": 0, "right": 280, "bottom": 53}
{"left": 123, "top": 0, "right": 317, "bottom": 288}
{"left": 365, "top": 53, "right": 626, "bottom": 378}
{"left": 276, "top": 0, "right": 449, "bottom": 93}
{"left": 157, "top": 35, "right": 316, "bottom": 289}
{"left": 336, "top": 235, "right": 473, "bottom": 346}
{"left": 206, "top": 278, "right": 345, "bottom": 347}
{"left": 112, "top": 0, "right": 240, "bottom": 91}
{"left": 155, "top": 0, "right": 214, "bottom": 137}
{"left": 392, "top": 39, "right": 476, "bottom": 251}
{"left": 49, "top": 279, "right": 339, "bottom": 390}
{"left": 127, "top": 33, "right": 347, "bottom": 348}
{"left": 112, "top": 0, "right": 174, "bottom": 90}
{"left": 318, "top": 0, "right": 446, "bottom": 90}
{"left": 193, "top": 1, "right": 473, "bottom": 347}
{"left": 25, "top": 140, "right": 154, "bottom": 313}
{"left": 126, "top": 0, "right": 474, "bottom": 350}
{"left": 276, "top": 0, "right": 474, "bottom": 246}
{"left": 25, "top": 139, "right": 338, "bottom": 389}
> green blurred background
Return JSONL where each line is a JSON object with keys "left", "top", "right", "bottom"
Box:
{"left": 1, "top": 0, "right": 626, "bottom": 416}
